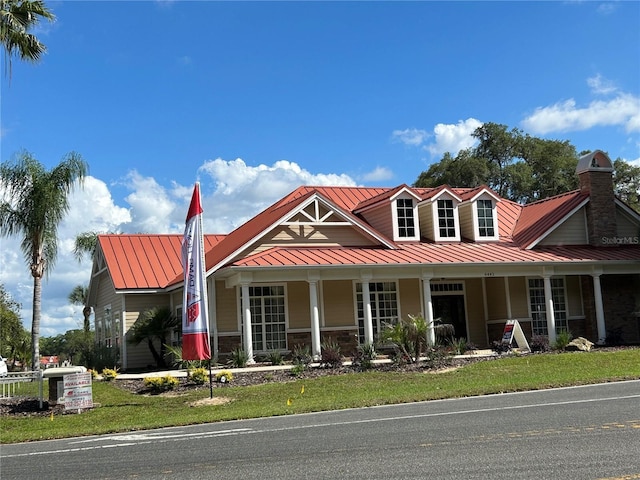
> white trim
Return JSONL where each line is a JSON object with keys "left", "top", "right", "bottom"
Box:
{"left": 392, "top": 195, "right": 420, "bottom": 242}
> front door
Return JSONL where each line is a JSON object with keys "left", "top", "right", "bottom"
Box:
{"left": 433, "top": 295, "right": 467, "bottom": 340}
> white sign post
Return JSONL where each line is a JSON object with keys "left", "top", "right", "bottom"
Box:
{"left": 63, "top": 372, "right": 93, "bottom": 412}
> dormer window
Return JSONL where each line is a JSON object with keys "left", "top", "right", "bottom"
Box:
{"left": 396, "top": 198, "right": 416, "bottom": 238}
{"left": 437, "top": 199, "right": 456, "bottom": 238}
{"left": 477, "top": 199, "right": 495, "bottom": 237}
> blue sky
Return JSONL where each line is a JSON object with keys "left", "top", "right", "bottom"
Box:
{"left": 1, "top": 0, "right": 639, "bottom": 337}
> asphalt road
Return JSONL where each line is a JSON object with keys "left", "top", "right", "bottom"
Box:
{"left": 2, "top": 380, "right": 639, "bottom": 480}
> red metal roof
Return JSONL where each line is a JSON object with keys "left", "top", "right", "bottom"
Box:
{"left": 96, "top": 184, "right": 639, "bottom": 292}
{"left": 99, "top": 234, "right": 225, "bottom": 290}
{"left": 512, "top": 191, "right": 589, "bottom": 248}
{"left": 232, "top": 243, "right": 640, "bottom": 268}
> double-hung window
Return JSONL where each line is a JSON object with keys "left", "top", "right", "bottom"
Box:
{"left": 528, "top": 278, "right": 568, "bottom": 335}
{"left": 477, "top": 199, "right": 495, "bottom": 237}
{"left": 437, "top": 199, "right": 456, "bottom": 238}
{"left": 396, "top": 198, "right": 416, "bottom": 238}
{"left": 247, "top": 286, "right": 287, "bottom": 352}
{"left": 356, "top": 282, "right": 399, "bottom": 344}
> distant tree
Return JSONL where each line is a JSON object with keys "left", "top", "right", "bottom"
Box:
{"left": 0, "top": 0, "right": 55, "bottom": 77}
{"left": 0, "top": 151, "right": 88, "bottom": 369}
{"left": 0, "top": 283, "right": 30, "bottom": 369}
{"left": 414, "top": 150, "right": 492, "bottom": 189}
{"left": 128, "top": 306, "right": 180, "bottom": 369}
{"left": 613, "top": 159, "right": 640, "bottom": 213}
{"left": 414, "top": 123, "right": 581, "bottom": 204}
{"left": 68, "top": 284, "right": 91, "bottom": 333}
{"left": 41, "top": 328, "right": 94, "bottom": 366}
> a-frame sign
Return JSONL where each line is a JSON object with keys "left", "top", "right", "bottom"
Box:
{"left": 501, "top": 320, "right": 531, "bottom": 352}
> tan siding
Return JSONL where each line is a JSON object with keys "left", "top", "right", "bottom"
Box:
{"left": 287, "top": 281, "right": 310, "bottom": 329}
{"left": 122, "top": 294, "right": 170, "bottom": 370}
{"left": 565, "top": 276, "right": 584, "bottom": 317}
{"left": 508, "top": 277, "right": 530, "bottom": 318}
{"left": 485, "top": 277, "right": 508, "bottom": 320}
{"left": 399, "top": 278, "right": 422, "bottom": 318}
{"left": 418, "top": 203, "right": 434, "bottom": 239}
{"left": 465, "top": 278, "right": 486, "bottom": 346}
{"left": 459, "top": 203, "right": 474, "bottom": 240}
{"left": 360, "top": 203, "right": 393, "bottom": 239}
{"left": 215, "top": 281, "right": 238, "bottom": 333}
{"left": 322, "top": 280, "right": 355, "bottom": 327}
{"left": 616, "top": 209, "right": 640, "bottom": 238}
{"left": 538, "top": 209, "right": 588, "bottom": 245}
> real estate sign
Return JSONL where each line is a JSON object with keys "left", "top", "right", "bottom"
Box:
{"left": 63, "top": 372, "right": 93, "bottom": 411}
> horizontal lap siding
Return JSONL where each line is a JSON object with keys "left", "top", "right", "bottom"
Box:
{"left": 465, "top": 278, "right": 487, "bottom": 347}
{"left": 215, "top": 281, "right": 238, "bottom": 333}
{"left": 360, "top": 204, "right": 394, "bottom": 240}
{"left": 399, "top": 278, "right": 422, "bottom": 319}
{"left": 322, "top": 280, "right": 355, "bottom": 328}
{"left": 538, "top": 210, "right": 588, "bottom": 246}
{"left": 288, "top": 282, "right": 310, "bottom": 329}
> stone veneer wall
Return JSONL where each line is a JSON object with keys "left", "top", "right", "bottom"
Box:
{"left": 578, "top": 170, "right": 617, "bottom": 246}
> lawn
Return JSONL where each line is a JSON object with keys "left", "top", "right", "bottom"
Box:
{"left": 2, "top": 348, "right": 639, "bottom": 444}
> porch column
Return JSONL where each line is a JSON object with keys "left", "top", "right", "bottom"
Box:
{"left": 504, "top": 277, "right": 512, "bottom": 319}
{"left": 361, "top": 276, "right": 374, "bottom": 345}
{"left": 591, "top": 271, "right": 607, "bottom": 344}
{"left": 308, "top": 279, "right": 321, "bottom": 360}
{"left": 240, "top": 283, "right": 255, "bottom": 364}
{"left": 422, "top": 273, "right": 435, "bottom": 346}
{"left": 543, "top": 274, "right": 557, "bottom": 344}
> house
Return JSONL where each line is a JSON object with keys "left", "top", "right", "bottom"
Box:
{"left": 86, "top": 151, "right": 640, "bottom": 370}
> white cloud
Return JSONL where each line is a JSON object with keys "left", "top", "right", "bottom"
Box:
{"left": 199, "top": 158, "right": 357, "bottom": 231}
{"left": 424, "top": 118, "right": 483, "bottom": 157}
{"left": 522, "top": 75, "right": 640, "bottom": 135}
{"left": 360, "top": 167, "right": 394, "bottom": 183}
{"left": 123, "top": 171, "right": 182, "bottom": 233}
{"left": 391, "top": 128, "right": 430, "bottom": 147}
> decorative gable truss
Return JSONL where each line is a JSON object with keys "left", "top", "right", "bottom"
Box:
{"left": 250, "top": 194, "right": 396, "bottom": 255}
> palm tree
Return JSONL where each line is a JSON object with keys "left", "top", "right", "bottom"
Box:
{"left": 73, "top": 230, "right": 99, "bottom": 262}
{"left": 128, "top": 306, "right": 180, "bottom": 369}
{"left": 68, "top": 284, "right": 91, "bottom": 333}
{"left": 0, "top": 150, "right": 88, "bottom": 369}
{"left": 0, "top": 0, "right": 55, "bottom": 77}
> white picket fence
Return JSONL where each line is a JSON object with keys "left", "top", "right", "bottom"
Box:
{"left": 0, "top": 371, "right": 44, "bottom": 408}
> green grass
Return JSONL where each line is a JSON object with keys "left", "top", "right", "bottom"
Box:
{"left": 2, "top": 349, "right": 640, "bottom": 444}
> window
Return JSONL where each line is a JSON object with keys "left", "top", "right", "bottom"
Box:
{"left": 356, "top": 282, "right": 399, "bottom": 343}
{"left": 477, "top": 199, "right": 495, "bottom": 237}
{"left": 247, "top": 286, "right": 287, "bottom": 352}
{"left": 528, "top": 278, "right": 568, "bottom": 335}
{"left": 396, "top": 198, "right": 415, "bottom": 238}
{"left": 437, "top": 199, "right": 456, "bottom": 238}
{"left": 104, "top": 306, "right": 112, "bottom": 347}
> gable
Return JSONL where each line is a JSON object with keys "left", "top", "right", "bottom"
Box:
{"left": 537, "top": 208, "right": 588, "bottom": 246}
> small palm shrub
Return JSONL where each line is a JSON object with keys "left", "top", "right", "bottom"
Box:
{"left": 188, "top": 367, "right": 209, "bottom": 385}
{"left": 449, "top": 337, "right": 468, "bottom": 355}
{"left": 321, "top": 338, "right": 343, "bottom": 368}
{"left": 229, "top": 346, "right": 249, "bottom": 368}
{"left": 101, "top": 368, "right": 118, "bottom": 381}
{"left": 352, "top": 342, "right": 376, "bottom": 370}
{"left": 215, "top": 370, "right": 233, "bottom": 383}
{"left": 144, "top": 375, "right": 179, "bottom": 393}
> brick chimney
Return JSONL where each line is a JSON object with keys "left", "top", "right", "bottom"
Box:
{"left": 576, "top": 150, "right": 617, "bottom": 246}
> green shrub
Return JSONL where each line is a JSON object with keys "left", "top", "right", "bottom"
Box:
{"left": 530, "top": 334, "right": 550, "bottom": 352}
{"left": 101, "top": 368, "right": 118, "bottom": 381}
{"left": 229, "top": 346, "right": 249, "bottom": 368}
{"left": 321, "top": 338, "right": 343, "bottom": 368}
{"left": 188, "top": 367, "right": 209, "bottom": 385}
{"left": 352, "top": 342, "right": 376, "bottom": 370}
{"left": 290, "top": 363, "right": 305, "bottom": 377}
{"left": 553, "top": 330, "right": 573, "bottom": 351}
{"left": 449, "top": 337, "right": 468, "bottom": 355}
{"left": 268, "top": 351, "right": 284, "bottom": 365}
{"left": 143, "top": 375, "right": 179, "bottom": 393}
{"left": 291, "top": 344, "right": 312, "bottom": 367}
{"left": 215, "top": 370, "right": 233, "bottom": 383}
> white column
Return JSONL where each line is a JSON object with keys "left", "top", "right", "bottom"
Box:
{"left": 592, "top": 273, "right": 606, "bottom": 344}
{"left": 504, "top": 277, "right": 512, "bottom": 319}
{"left": 241, "top": 283, "right": 255, "bottom": 364}
{"left": 543, "top": 275, "right": 557, "bottom": 344}
{"left": 422, "top": 275, "right": 435, "bottom": 346}
{"left": 362, "top": 280, "right": 374, "bottom": 345}
{"left": 309, "top": 280, "right": 321, "bottom": 360}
